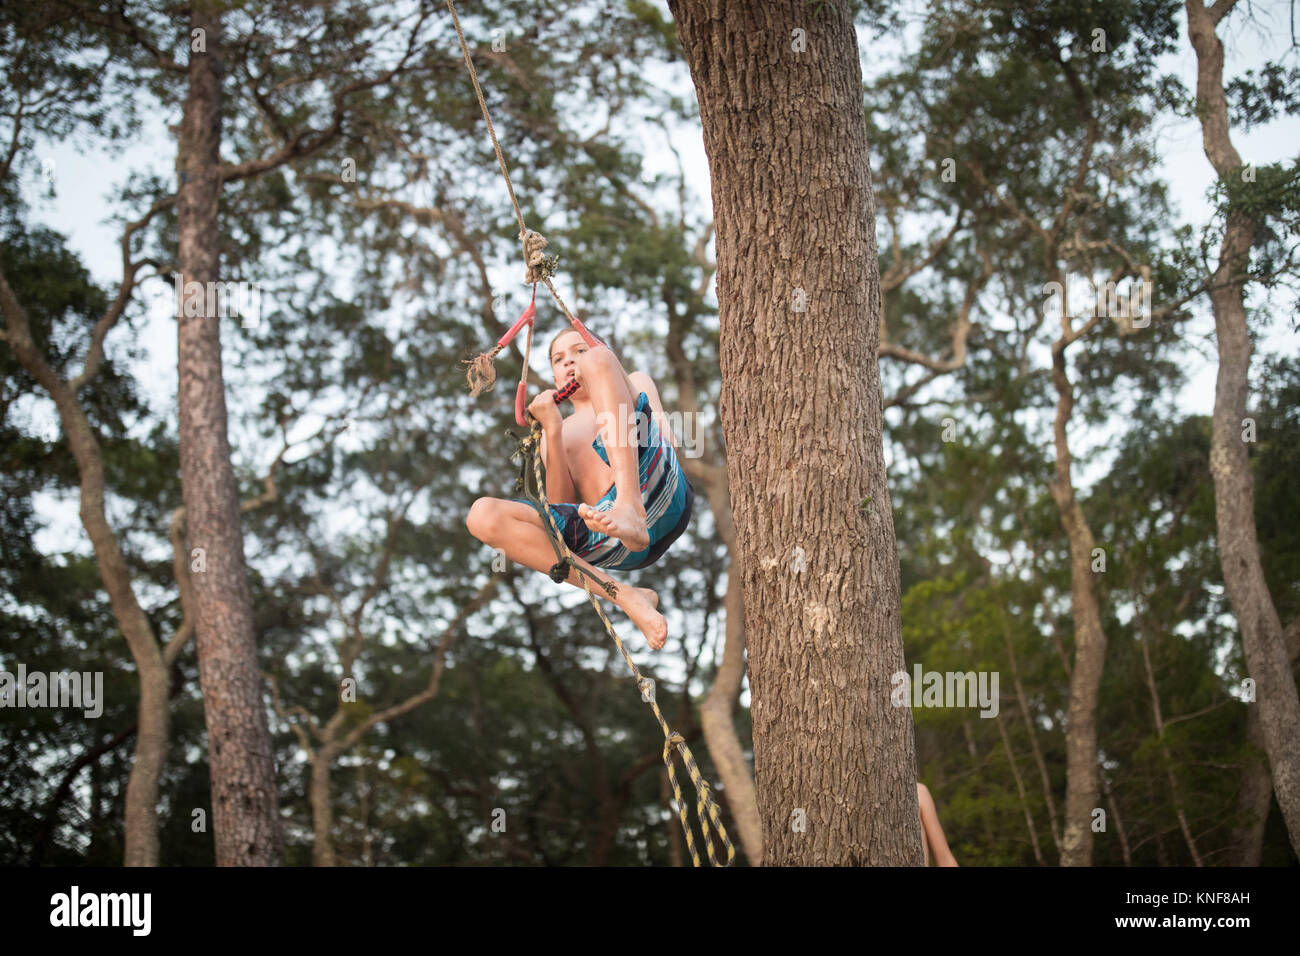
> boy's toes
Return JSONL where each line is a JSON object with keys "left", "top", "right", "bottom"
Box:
{"left": 579, "top": 505, "right": 613, "bottom": 534}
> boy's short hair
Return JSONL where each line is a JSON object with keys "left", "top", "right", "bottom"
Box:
{"left": 548, "top": 327, "right": 584, "bottom": 364}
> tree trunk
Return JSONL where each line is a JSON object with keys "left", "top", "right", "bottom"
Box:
{"left": 1231, "top": 705, "right": 1272, "bottom": 865}
{"left": 1100, "top": 770, "right": 1131, "bottom": 866}
{"left": 310, "top": 746, "right": 337, "bottom": 867}
{"left": 994, "top": 710, "right": 1044, "bottom": 865}
{"left": 667, "top": 0, "right": 919, "bottom": 865}
{"left": 1048, "top": 337, "right": 1107, "bottom": 866}
{"left": 1235, "top": 632, "right": 1300, "bottom": 863}
{"left": 176, "top": 8, "right": 282, "bottom": 866}
{"left": 125, "top": 666, "right": 171, "bottom": 865}
{"left": 962, "top": 719, "right": 996, "bottom": 848}
{"left": 1147, "top": 774, "right": 1171, "bottom": 866}
{"left": 1137, "top": 619, "right": 1202, "bottom": 865}
{"left": 999, "top": 605, "right": 1063, "bottom": 856}
{"left": 0, "top": 273, "right": 171, "bottom": 865}
{"left": 1185, "top": 0, "right": 1300, "bottom": 854}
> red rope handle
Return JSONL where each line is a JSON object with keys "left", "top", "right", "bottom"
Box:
{"left": 497, "top": 285, "right": 537, "bottom": 349}
{"left": 486, "top": 285, "right": 606, "bottom": 424}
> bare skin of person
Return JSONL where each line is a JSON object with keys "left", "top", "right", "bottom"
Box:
{"left": 918, "top": 782, "right": 959, "bottom": 866}
{"left": 466, "top": 330, "right": 678, "bottom": 649}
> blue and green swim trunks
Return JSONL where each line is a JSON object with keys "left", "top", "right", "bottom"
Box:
{"left": 518, "top": 391, "right": 694, "bottom": 571}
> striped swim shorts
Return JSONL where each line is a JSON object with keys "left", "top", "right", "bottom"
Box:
{"left": 519, "top": 391, "right": 693, "bottom": 571}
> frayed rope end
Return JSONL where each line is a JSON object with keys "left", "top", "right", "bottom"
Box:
{"left": 464, "top": 346, "right": 502, "bottom": 397}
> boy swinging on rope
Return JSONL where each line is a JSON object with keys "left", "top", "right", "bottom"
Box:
{"left": 466, "top": 329, "right": 694, "bottom": 651}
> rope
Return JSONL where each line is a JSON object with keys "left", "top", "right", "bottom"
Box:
{"left": 518, "top": 287, "right": 535, "bottom": 402}
{"left": 443, "top": 0, "right": 526, "bottom": 240}
{"left": 511, "top": 423, "right": 736, "bottom": 868}
{"left": 444, "top": 0, "right": 600, "bottom": 392}
{"left": 444, "top": 1, "right": 730, "bottom": 865}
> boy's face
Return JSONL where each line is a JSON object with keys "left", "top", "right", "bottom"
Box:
{"left": 550, "top": 330, "right": 588, "bottom": 393}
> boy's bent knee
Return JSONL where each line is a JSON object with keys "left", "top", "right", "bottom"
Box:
{"left": 576, "top": 345, "right": 618, "bottom": 383}
{"left": 467, "top": 498, "right": 502, "bottom": 543}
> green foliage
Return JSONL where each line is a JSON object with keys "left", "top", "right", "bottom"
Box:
{"left": 1226, "top": 62, "right": 1300, "bottom": 129}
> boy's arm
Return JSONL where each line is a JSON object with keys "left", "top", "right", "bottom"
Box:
{"left": 918, "top": 784, "right": 959, "bottom": 867}
{"left": 539, "top": 427, "right": 578, "bottom": 504}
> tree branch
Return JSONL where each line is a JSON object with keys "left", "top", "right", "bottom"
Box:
{"left": 70, "top": 193, "right": 176, "bottom": 393}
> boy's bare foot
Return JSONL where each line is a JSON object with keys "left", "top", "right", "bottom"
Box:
{"left": 579, "top": 500, "right": 650, "bottom": 552}
{"left": 597, "top": 585, "right": 657, "bottom": 610}
{"left": 619, "top": 586, "right": 667, "bottom": 650}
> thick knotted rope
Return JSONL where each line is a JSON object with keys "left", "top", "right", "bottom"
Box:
{"left": 445, "top": 0, "right": 595, "bottom": 394}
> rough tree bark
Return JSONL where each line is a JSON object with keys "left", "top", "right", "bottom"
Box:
{"left": 1186, "top": 0, "right": 1300, "bottom": 854}
{"left": 176, "top": 9, "right": 283, "bottom": 866}
{"left": 668, "top": 0, "right": 920, "bottom": 865}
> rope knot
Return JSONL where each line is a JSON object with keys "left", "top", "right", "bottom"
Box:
{"left": 522, "top": 229, "right": 553, "bottom": 283}
{"left": 547, "top": 559, "right": 571, "bottom": 583}
{"left": 638, "top": 677, "right": 656, "bottom": 703}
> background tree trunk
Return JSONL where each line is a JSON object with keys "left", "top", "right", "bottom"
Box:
{"left": 1185, "top": 0, "right": 1300, "bottom": 854}
{"left": 1231, "top": 706, "right": 1272, "bottom": 865}
{"left": 176, "top": 9, "right": 283, "bottom": 867}
{"left": 698, "top": 564, "right": 762, "bottom": 863}
{"left": 310, "top": 746, "right": 338, "bottom": 867}
{"left": 0, "top": 274, "right": 174, "bottom": 866}
{"left": 668, "top": 0, "right": 920, "bottom": 865}
{"left": 682, "top": 447, "right": 763, "bottom": 864}
{"left": 1049, "top": 339, "right": 1108, "bottom": 867}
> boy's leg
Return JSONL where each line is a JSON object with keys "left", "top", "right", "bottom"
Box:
{"left": 573, "top": 347, "right": 650, "bottom": 551}
{"left": 466, "top": 497, "right": 667, "bottom": 649}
